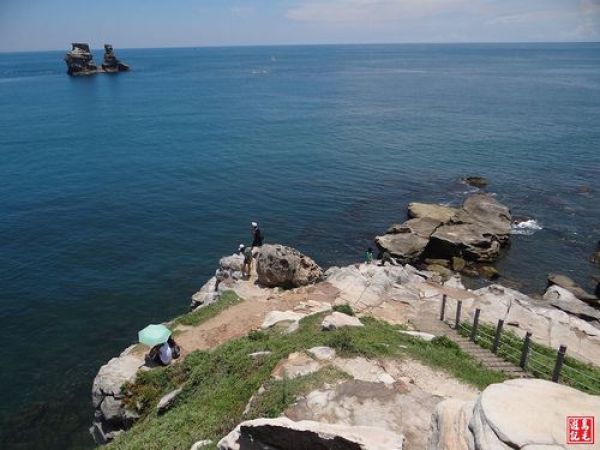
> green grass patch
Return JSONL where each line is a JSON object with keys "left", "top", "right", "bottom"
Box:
{"left": 110, "top": 314, "right": 508, "bottom": 450}
{"left": 172, "top": 290, "right": 241, "bottom": 327}
{"left": 332, "top": 304, "right": 354, "bottom": 316}
{"left": 458, "top": 322, "right": 600, "bottom": 394}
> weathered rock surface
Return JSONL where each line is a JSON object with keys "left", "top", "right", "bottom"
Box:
{"left": 379, "top": 194, "right": 512, "bottom": 263}
{"left": 408, "top": 203, "right": 459, "bottom": 223}
{"left": 375, "top": 233, "right": 429, "bottom": 261}
{"left": 430, "top": 379, "right": 600, "bottom": 450}
{"left": 427, "top": 398, "right": 474, "bottom": 450}
{"left": 157, "top": 388, "right": 183, "bottom": 415}
{"left": 256, "top": 244, "right": 323, "bottom": 288}
{"left": 543, "top": 285, "right": 600, "bottom": 324}
{"left": 332, "top": 357, "right": 395, "bottom": 385}
{"left": 217, "top": 417, "right": 404, "bottom": 450}
{"left": 547, "top": 273, "right": 597, "bottom": 302}
{"left": 308, "top": 346, "right": 336, "bottom": 361}
{"left": 190, "top": 276, "right": 219, "bottom": 310}
{"left": 261, "top": 310, "right": 306, "bottom": 330}
{"left": 90, "top": 345, "right": 144, "bottom": 443}
{"left": 322, "top": 311, "right": 363, "bottom": 330}
{"left": 272, "top": 352, "right": 321, "bottom": 380}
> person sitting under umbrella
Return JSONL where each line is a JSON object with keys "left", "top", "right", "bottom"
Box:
{"left": 140, "top": 324, "right": 180, "bottom": 366}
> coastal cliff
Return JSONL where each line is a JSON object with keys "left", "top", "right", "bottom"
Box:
{"left": 90, "top": 194, "right": 600, "bottom": 449}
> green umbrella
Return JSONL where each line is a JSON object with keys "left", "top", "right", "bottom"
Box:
{"left": 138, "top": 324, "right": 171, "bottom": 347}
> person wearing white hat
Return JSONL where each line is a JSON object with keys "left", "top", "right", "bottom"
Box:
{"left": 251, "top": 221, "right": 264, "bottom": 249}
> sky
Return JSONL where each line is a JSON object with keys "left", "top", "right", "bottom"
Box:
{"left": 0, "top": 0, "right": 599, "bottom": 52}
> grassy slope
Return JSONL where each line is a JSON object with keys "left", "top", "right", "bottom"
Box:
{"left": 110, "top": 311, "right": 506, "bottom": 450}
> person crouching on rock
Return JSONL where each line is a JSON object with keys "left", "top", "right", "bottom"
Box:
{"left": 251, "top": 221, "right": 264, "bottom": 250}
{"left": 240, "top": 244, "right": 253, "bottom": 279}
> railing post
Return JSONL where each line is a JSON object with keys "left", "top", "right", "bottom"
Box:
{"left": 440, "top": 294, "right": 447, "bottom": 321}
{"left": 470, "top": 309, "right": 481, "bottom": 342}
{"left": 492, "top": 319, "right": 504, "bottom": 354}
{"left": 454, "top": 300, "right": 462, "bottom": 330}
{"left": 552, "top": 345, "right": 567, "bottom": 383}
{"left": 520, "top": 332, "right": 532, "bottom": 369}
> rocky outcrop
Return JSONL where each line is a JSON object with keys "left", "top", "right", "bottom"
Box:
{"left": 543, "top": 285, "right": 600, "bottom": 325}
{"left": 256, "top": 244, "right": 324, "bottom": 288}
{"left": 461, "top": 176, "right": 488, "bottom": 188}
{"left": 547, "top": 273, "right": 597, "bottom": 303}
{"left": 90, "top": 345, "right": 144, "bottom": 444}
{"left": 217, "top": 417, "right": 405, "bottom": 450}
{"left": 377, "top": 193, "right": 512, "bottom": 263}
{"left": 429, "top": 379, "right": 600, "bottom": 449}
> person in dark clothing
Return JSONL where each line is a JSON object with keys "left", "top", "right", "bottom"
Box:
{"left": 379, "top": 251, "right": 398, "bottom": 266}
{"left": 251, "top": 221, "right": 264, "bottom": 249}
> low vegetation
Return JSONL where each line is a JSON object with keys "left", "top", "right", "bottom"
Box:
{"left": 111, "top": 313, "right": 507, "bottom": 450}
{"left": 172, "top": 290, "right": 241, "bottom": 327}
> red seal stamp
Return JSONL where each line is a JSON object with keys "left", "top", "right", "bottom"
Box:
{"left": 567, "top": 416, "right": 595, "bottom": 445}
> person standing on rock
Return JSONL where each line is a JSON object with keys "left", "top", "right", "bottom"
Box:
{"left": 241, "top": 244, "right": 253, "bottom": 279}
{"left": 251, "top": 222, "right": 264, "bottom": 250}
{"left": 365, "top": 247, "right": 374, "bottom": 264}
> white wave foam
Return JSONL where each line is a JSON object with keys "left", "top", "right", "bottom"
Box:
{"left": 511, "top": 219, "right": 542, "bottom": 235}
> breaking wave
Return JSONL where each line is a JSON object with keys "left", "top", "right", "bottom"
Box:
{"left": 511, "top": 219, "right": 543, "bottom": 235}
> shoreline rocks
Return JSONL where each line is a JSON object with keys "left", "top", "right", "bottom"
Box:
{"left": 376, "top": 193, "right": 512, "bottom": 265}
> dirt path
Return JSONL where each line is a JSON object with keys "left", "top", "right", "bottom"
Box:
{"left": 174, "top": 281, "right": 340, "bottom": 358}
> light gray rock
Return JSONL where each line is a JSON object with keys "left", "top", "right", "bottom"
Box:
{"left": 322, "top": 311, "right": 363, "bottom": 330}
{"left": 157, "top": 388, "right": 183, "bottom": 415}
{"left": 190, "top": 439, "right": 213, "bottom": 450}
{"left": 261, "top": 310, "right": 306, "bottom": 330}
{"left": 307, "top": 346, "right": 336, "bottom": 361}
{"left": 248, "top": 351, "right": 272, "bottom": 359}
{"left": 429, "top": 379, "right": 600, "bottom": 450}
{"left": 398, "top": 330, "right": 436, "bottom": 341}
{"left": 471, "top": 379, "right": 600, "bottom": 449}
{"left": 332, "top": 357, "right": 395, "bottom": 385}
{"left": 215, "top": 254, "right": 245, "bottom": 285}
{"left": 547, "top": 273, "right": 597, "bottom": 302}
{"left": 272, "top": 352, "right": 322, "bottom": 380}
{"left": 543, "top": 285, "right": 600, "bottom": 324}
{"left": 256, "top": 244, "right": 323, "bottom": 288}
{"left": 190, "top": 276, "right": 219, "bottom": 309}
{"left": 217, "top": 417, "right": 404, "bottom": 450}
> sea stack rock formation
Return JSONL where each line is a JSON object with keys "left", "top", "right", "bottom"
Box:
{"left": 64, "top": 43, "right": 129, "bottom": 76}
{"left": 376, "top": 193, "right": 512, "bottom": 264}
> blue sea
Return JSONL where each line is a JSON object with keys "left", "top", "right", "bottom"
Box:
{"left": 1, "top": 43, "right": 599, "bottom": 449}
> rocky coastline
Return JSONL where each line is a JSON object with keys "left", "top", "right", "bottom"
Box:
{"left": 90, "top": 191, "right": 600, "bottom": 448}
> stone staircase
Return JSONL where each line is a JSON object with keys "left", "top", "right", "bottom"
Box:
{"left": 413, "top": 313, "right": 530, "bottom": 378}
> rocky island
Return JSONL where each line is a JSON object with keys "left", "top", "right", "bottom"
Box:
{"left": 89, "top": 195, "right": 600, "bottom": 449}
{"left": 64, "top": 43, "right": 129, "bottom": 76}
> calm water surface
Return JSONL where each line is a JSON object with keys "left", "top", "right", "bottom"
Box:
{"left": 1, "top": 44, "right": 599, "bottom": 449}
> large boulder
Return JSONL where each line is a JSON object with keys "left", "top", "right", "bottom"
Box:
{"left": 429, "top": 379, "right": 600, "bottom": 449}
{"left": 460, "top": 193, "right": 511, "bottom": 240}
{"left": 427, "top": 223, "right": 502, "bottom": 262}
{"left": 217, "top": 417, "right": 404, "bottom": 450}
{"left": 256, "top": 244, "right": 323, "bottom": 288}
{"left": 386, "top": 217, "right": 442, "bottom": 237}
{"left": 375, "top": 233, "right": 429, "bottom": 261}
